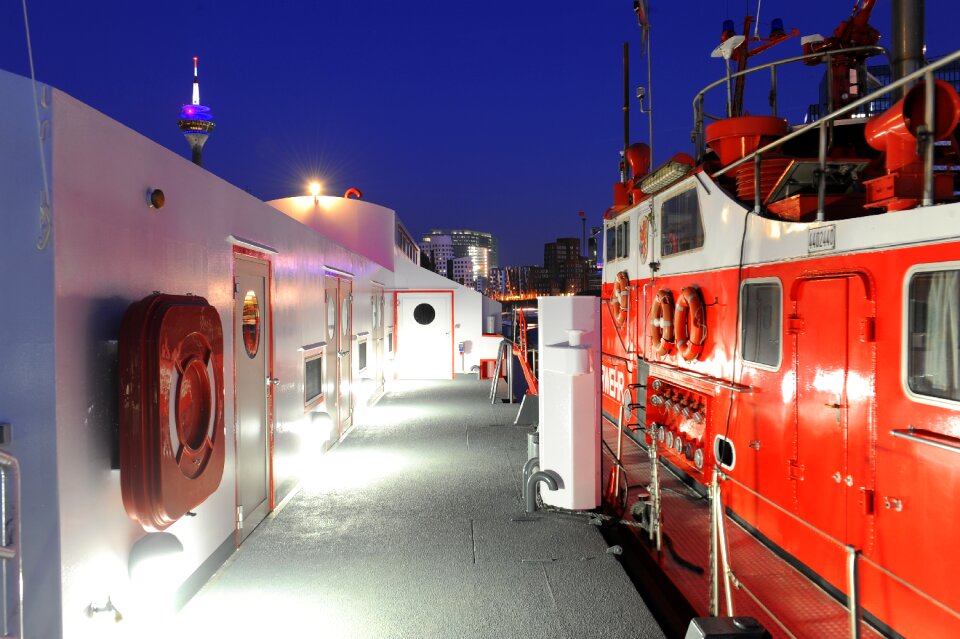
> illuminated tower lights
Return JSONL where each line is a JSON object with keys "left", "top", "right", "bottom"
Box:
{"left": 178, "top": 56, "right": 215, "bottom": 166}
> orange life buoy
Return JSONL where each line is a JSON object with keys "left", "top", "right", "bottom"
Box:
{"left": 675, "top": 286, "right": 707, "bottom": 361}
{"left": 650, "top": 289, "right": 675, "bottom": 356}
{"left": 610, "top": 271, "right": 630, "bottom": 326}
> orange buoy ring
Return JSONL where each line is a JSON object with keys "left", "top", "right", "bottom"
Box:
{"left": 610, "top": 271, "right": 630, "bottom": 327}
{"left": 650, "top": 289, "right": 675, "bottom": 356}
{"left": 675, "top": 286, "right": 707, "bottom": 361}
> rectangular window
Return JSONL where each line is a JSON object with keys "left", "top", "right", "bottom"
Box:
{"left": 304, "top": 354, "right": 323, "bottom": 406}
{"left": 618, "top": 221, "right": 630, "bottom": 258}
{"left": 606, "top": 224, "right": 616, "bottom": 262}
{"left": 388, "top": 332, "right": 394, "bottom": 353}
{"left": 359, "top": 340, "right": 368, "bottom": 371}
{"left": 908, "top": 269, "right": 960, "bottom": 402}
{"left": 741, "top": 281, "right": 781, "bottom": 368}
{"left": 661, "top": 188, "right": 704, "bottom": 257}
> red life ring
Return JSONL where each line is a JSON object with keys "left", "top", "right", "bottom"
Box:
{"left": 650, "top": 289, "right": 675, "bottom": 356}
{"left": 610, "top": 271, "right": 630, "bottom": 327}
{"left": 675, "top": 286, "right": 707, "bottom": 361}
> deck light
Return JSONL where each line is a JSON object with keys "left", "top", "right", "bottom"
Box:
{"left": 308, "top": 181, "right": 322, "bottom": 203}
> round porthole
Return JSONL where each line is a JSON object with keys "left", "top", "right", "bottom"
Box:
{"left": 242, "top": 291, "right": 260, "bottom": 358}
{"left": 414, "top": 303, "right": 436, "bottom": 325}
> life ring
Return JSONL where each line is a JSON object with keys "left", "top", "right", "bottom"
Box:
{"left": 650, "top": 289, "right": 675, "bottom": 356}
{"left": 675, "top": 286, "right": 707, "bottom": 361}
{"left": 610, "top": 271, "right": 630, "bottom": 327}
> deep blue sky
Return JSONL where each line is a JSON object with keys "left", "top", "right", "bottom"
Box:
{"left": 1, "top": 1, "right": 955, "bottom": 265}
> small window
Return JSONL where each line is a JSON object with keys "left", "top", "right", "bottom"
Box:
{"left": 661, "top": 188, "right": 704, "bottom": 256}
{"left": 741, "top": 281, "right": 781, "bottom": 368}
{"left": 304, "top": 355, "right": 323, "bottom": 407}
{"left": 908, "top": 269, "right": 960, "bottom": 402}
{"left": 242, "top": 291, "right": 260, "bottom": 359}
{"left": 414, "top": 303, "right": 436, "bottom": 325}
{"left": 606, "top": 225, "right": 616, "bottom": 263}
{"left": 388, "top": 332, "right": 394, "bottom": 353}
{"left": 327, "top": 293, "right": 337, "bottom": 340}
{"left": 617, "top": 221, "right": 630, "bottom": 259}
{"left": 358, "top": 341, "right": 368, "bottom": 372}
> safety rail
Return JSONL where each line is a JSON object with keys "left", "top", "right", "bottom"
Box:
{"left": 692, "top": 45, "right": 889, "bottom": 160}
{"left": 705, "top": 47, "right": 960, "bottom": 220}
{"left": 891, "top": 426, "right": 960, "bottom": 454}
{"left": 713, "top": 469, "right": 960, "bottom": 638}
{"left": 0, "top": 452, "right": 22, "bottom": 639}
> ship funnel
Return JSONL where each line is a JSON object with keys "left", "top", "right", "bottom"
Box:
{"left": 891, "top": 0, "right": 925, "bottom": 94}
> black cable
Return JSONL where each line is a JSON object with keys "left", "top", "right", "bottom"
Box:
{"left": 722, "top": 201, "right": 751, "bottom": 443}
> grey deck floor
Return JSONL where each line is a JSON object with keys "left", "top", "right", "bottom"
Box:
{"left": 178, "top": 378, "right": 664, "bottom": 638}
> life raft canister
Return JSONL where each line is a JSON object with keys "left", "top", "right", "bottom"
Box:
{"left": 610, "top": 271, "right": 630, "bottom": 327}
{"left": 674, "top": 286, "right": 707, "bottom": 361}
{"left": 650, "top": 289, "right": 675, "bottom": 356}
{"left": 119, "top": 293, "right": 225, "bottom": 532}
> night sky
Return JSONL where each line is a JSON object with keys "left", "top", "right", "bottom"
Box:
{"left": 0, "top": 1, "right": 955, "bottom": 265}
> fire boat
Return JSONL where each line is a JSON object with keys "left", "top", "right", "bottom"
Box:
{"left": 599, "top": 1, "right": 960, "bottom": 637}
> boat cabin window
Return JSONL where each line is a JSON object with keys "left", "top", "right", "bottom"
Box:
{"left": 740, "top": 280, "right": 781, "bottom": 369}
{"left": 605, "top": 220, "right": 631, "bottom": 261}
{"left": 660, "top": 187, "right": 704, "bottom": 257}
{"left": 907, "top": 268, "right": 960, "bottom": 403}
{"left": 304, "top": 353, "right": 323, "bottom": 407}
{"left": 617, "top": 220, "right": 630, "bottom": 259}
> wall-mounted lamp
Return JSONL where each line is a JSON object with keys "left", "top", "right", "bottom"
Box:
{"left": 147, "top": 189, "right": 165, "bottom": 209}
{"left": 308, "top": 181, "right": 322, "bottom": 204}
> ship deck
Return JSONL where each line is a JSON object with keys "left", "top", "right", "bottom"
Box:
{"left": 176, "top": 378, "right": 665, "bottom": 638}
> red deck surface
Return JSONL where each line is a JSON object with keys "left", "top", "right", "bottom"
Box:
{"left": 602, "top": 420, "right": 885, "bottom": 639}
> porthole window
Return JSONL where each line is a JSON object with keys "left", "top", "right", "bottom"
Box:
{"left": 341, "top": 298, "right": 350, "bottom": 335}
{"left": 714, "top": 435, "right": 736, "bottom": 470}
{"left": 414, "top": 303, "right": 436, "bottom": 325}
{"left": 327, "top": 296, "right": 336, "bottom": 340}
{"left": 242, "top": 291, "right": 260, "bottom": 358}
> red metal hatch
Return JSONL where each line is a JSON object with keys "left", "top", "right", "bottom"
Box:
{"left": 119, "top": 293, "right": 225, "bottom": 531}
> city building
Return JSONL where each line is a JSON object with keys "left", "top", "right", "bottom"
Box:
{"left": 421, "top": 229, "right": 498, "bottom": 283}
{"left": 544, "top": 237, "right": 588, "bottom": 295}
{"left": 450, "top": 256, "right": 475, "bottom": 288}
{"left": 418, "top": 234, "right": 454, "bottom": 277}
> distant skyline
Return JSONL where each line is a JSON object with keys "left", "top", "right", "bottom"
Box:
{"left": 1, "top": 1, "right": 954, "bottom": 264}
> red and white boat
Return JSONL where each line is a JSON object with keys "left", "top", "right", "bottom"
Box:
{"left": 599, "top": 2, "right": 960, "bottom": 637}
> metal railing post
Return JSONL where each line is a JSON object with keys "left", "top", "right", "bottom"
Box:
{"left": 922, "top": 70, "right": 936, "bottom": 206}
{"left": 817, "top": 123, "right": 828, "bottom": 221}
{"left": 847, "top": 545, "right": 861, "bottom": 639}
{"left": 709, "top": 476, "right": 719, "bottom": 616}
{"left": 769, "top": 66, "right": 778, "bottom": 117}
{"left": 754, "top": 153, "right": 763, "bottom": 214}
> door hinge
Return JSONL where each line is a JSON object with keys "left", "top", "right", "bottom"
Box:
{"left": 860, "top": 316, "right": 876, "bottom": 342}
{"left": 786, "top": 316, "right": 804, "bottom": 334}
{"left": 860, "top": 488, "right": 875, "bottom": 515}
{"left": 233, "top": 280, "right": 239, "bottom": 299}
{"left": 788, "top": 459, "right": 804, "bottom": 480}
{"left": 236, "top": 505, "right": 244, "bottom": 529}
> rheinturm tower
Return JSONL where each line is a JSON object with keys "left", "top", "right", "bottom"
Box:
{"left": 177, "top": 56, "right": 215, "bottom": 166}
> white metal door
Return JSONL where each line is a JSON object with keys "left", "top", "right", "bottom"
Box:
{"left": 396, "top": 292, "right": 452, "bottom": 379}
{"left": 235, "top": 257, "right": 271, "bottom": 541}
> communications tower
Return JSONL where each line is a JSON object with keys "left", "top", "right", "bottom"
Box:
{"left": 178, "top": 56, "right": 215, "bottom": 166}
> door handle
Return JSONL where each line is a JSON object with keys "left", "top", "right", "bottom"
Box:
{"left": 824, "top": 402, "right": 842, "bottom": 409}
{"left": 338, "top": 350, "right": 349, "bottom": 357}
{"left": 845, "top": 475, "right": 854, "bottom": 487}
{"left": 832, "top": 471, "right": 842, "bottom": 483}
{"left": 266, "top": 377, "right": 280, "bottom": 386}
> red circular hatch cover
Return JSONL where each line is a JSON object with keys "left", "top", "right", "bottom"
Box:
{"left": 119, "top": 294, "right": 225, "bottom": 531}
